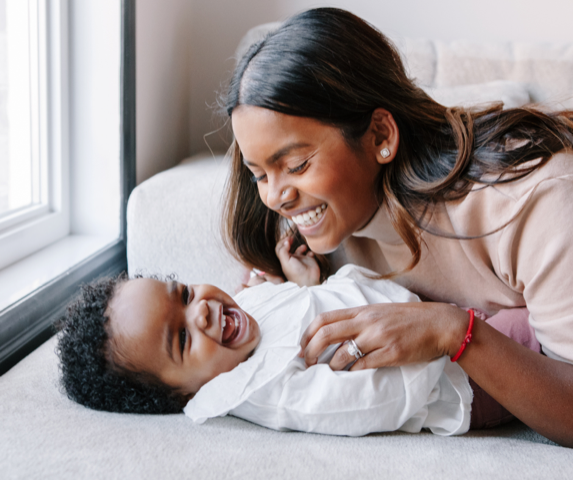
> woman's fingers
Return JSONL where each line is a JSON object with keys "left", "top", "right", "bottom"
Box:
{"left": 299, "top": 309, "right": 362, "bottom": 366}
{"left": 299, "top": 308, "right": 355, "bottom": 352}
{"left": 328, "top": 341, "right": 364, "bottom": 371}
{"left": 349, "top": 348, "right": 389, "bottom": 371}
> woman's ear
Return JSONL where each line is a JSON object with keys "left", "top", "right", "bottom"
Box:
{"left": 368, "top": 108, "right": 400, "bottom": 165}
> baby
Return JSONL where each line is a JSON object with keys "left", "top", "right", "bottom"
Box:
{"left": 56, "top": 238, "right": 533, "bottom": 436}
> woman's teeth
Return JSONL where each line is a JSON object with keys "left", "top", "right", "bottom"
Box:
{"left": 292, "top": 204, "right": 326, "bottom": 227}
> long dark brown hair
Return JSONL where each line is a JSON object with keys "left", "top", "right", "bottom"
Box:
{"left": 222, "top": 7, "right": 573, "bottom": 278}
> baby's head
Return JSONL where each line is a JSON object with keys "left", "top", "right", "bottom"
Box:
{"left": 56, "top": 275, "right": 260, "bottom": 413}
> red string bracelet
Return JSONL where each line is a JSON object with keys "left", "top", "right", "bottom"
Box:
{"left": 450, "top": 308, "right": 475, "bottom": 362}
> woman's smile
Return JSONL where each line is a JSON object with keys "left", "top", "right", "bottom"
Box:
{"left": 232, "top": 105, "right": 382, "bottom": 254}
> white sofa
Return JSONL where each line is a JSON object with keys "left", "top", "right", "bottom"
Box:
{"left": 2, "top": 24, "right": 573, "bottom": 478}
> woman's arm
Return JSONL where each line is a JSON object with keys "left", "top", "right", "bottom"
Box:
{"left": 299, "top": 302, "right": 573, "bottom": 447}
{"left": 459, "top": 317, "right": 573, "bottom": 447}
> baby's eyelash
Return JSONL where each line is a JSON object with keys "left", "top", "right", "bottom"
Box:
{"left": 179, "top": 329, "right": 187, "bottom": 354}
{"left": 181, "top": 285, "right": 190, "bottom": 305}
{"left": 288, "top": 160, "right": 308, "bottom": 174}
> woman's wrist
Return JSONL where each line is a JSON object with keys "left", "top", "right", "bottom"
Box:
{"left": 440, "top": 304, "right": 474, "bottom": 358}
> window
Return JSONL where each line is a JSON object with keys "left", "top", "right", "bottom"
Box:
{"left": 0, "top": 0, "right": 135, "bottom": 374}
{"left": 0, "top": 0, "right": 68, "bottom": 271}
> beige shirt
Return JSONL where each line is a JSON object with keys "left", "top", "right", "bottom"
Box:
{"left": 338, "top": 151, "right": 573, "bottom": 363}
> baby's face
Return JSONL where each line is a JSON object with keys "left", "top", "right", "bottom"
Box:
{"left": 108, "top": 278, "right": 260, "bottom": 397}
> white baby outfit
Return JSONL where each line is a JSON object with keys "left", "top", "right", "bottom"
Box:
{"left": 184, "top": 265, "right": 472, "bottom": 436}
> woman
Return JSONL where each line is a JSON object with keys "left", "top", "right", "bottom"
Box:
{"left": 222, "top": 8, "right": 573, "bottom": 446}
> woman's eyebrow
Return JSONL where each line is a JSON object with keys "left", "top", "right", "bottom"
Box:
{"left": 243, "top": 142, "right": 311, "bottom": 167}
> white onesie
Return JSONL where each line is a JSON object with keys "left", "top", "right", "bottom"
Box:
{"left": 184, "top": 264, "right": 472, "bottom": 436}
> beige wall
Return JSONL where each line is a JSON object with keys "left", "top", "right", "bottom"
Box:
{"left": 137, "top": 0, "right": 573, "bottom": 183}
{"left": 136, "top": 0, "right": 192, "bottom": 184}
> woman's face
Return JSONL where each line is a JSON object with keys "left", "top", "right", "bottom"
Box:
{"left": 232, "top": 106, "right": 382, "bottom": 254}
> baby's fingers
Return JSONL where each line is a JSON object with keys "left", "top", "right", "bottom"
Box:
{"left": 276, "top": 236, "right": 293, "bottom": 261}
{"left": 294, "top": 244, "right": 308, "bottom": 255}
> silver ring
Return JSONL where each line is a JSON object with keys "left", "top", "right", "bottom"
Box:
{"left": 347, "top": 339, "right": 364, "bottom": 360}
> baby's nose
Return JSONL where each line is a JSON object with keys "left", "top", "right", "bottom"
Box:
{"left": 194, "top": 300, "right": 210, "bottom": 330}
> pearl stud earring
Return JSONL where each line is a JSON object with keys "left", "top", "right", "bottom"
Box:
{"left": 380, "top": 147, "right": 391, "bottom": 158}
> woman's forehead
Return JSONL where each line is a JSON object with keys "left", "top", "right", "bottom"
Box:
{"left": 232, "top": 106, "right": 336, "bottom": 159}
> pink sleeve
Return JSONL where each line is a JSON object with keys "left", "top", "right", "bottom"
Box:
{"left": 485, "top": 308, "right": 540, "bottom": 353}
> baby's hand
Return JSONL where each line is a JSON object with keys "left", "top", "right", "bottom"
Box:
{"left": 276, "top": 236, "right": 321, "bottom": 287}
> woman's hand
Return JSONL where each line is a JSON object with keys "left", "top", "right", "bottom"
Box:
{"left": 276, "top": 235, "right": 321, "bottom": 287}
{"left": 299, "top": 302, "right": 470, "bottom": 370}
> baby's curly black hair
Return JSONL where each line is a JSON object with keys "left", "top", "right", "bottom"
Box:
{"left": 55, "top": 275, "right": 188, "bottom": 414}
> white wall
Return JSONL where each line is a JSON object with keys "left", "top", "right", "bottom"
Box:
{"left": 136, "top": 0, "right": 573, "bottom": 179}
{"left": 136, "top": 0, "right": 191, "bottom": 184}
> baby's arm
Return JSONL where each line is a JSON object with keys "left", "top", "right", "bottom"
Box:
{"left": 275, "top": 236, "right": 321, "bottom": 287}
{"left": 245, "top": 236, "right": 321, "bottom": 288}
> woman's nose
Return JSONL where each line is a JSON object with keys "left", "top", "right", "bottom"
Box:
{"left": 265, "top": 181, "right": 296, "bottom": 211}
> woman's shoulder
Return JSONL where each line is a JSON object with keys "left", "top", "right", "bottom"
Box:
{"left": 492, "top": 150, "right": 573, "bottom": 201}
{"left": 444, "top": 150, "right": 573, "bottom": 235}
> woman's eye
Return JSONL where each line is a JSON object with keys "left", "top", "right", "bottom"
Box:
{"left": 181, "top": 285, "right": 192, "bottom": 305}
{"left": 288, "top": 160, "right": 308, "bottom": 174}
{"left": 250, "top": 173, "right": 267, "bottom": 183}
{"left": 179, "top": 329, "right": 187, "bottom": 353}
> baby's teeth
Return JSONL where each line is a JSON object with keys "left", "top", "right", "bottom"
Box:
{"left": 222, "top": 318, "right": 226, "bottom": 329}
{"left": 308, "top": 210, "right": 316, "bottom": 219}
{"left": 303, "top": 213, "right": 310, "bottom": 221}
{"left": 315, "top": 207, "right": 321, "bottom": 214}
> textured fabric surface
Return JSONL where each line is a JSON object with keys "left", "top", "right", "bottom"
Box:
{"left": 127, "top": 155, "right": 246, "bottom": 294}
{"left": 1, "top": 336, "right": 571, "bottom": 479}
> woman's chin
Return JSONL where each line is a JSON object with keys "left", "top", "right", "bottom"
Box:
{"left": 304, "top": 236, "right": 341, "bottom": 255}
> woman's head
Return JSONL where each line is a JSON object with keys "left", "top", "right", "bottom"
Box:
{"left": 223, "top": 7, "right": 444, "bottom": 275}
{"left": 56, "top": 275, "right": 260, "bottom": 414}
{"left": 223, "top": 7, "right": 573, "bottom": 277}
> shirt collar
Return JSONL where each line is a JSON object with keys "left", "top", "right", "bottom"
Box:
{"left": 353, "top": 205, "right": 404, "bottom": 245}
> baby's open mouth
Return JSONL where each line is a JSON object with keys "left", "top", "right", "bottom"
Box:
{"left": 222, "top": 308, "right": 242, "bottom": 344}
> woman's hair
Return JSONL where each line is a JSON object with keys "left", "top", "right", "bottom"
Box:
{"left": 222, "top": 7, "right": 573, "bottom": 277}
{"left": 55, "top": 275, "right": 187, "bottom": 414}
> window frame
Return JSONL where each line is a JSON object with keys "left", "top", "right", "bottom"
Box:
{"left": 0, "top": 0, "right": 135, "bottom": 375}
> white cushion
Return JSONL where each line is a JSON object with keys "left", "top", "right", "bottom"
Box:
{"left": 423, "top": 80, "right": 530, "bottom": 109}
